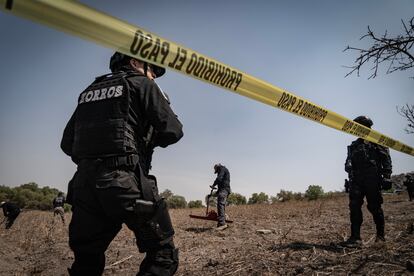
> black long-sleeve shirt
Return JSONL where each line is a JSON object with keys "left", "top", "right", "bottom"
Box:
{"left": 2, "top": 202, "right": 20, "bottom": 217}
{"left": 213, "top": 165, "right": 231, "bottom": 191}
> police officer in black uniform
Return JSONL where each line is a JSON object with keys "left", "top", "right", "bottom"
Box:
{"left": 53, "top": 192, "right": 66, "bottom": 224}
{"left": 210, "top": 163, "right": 231, "bottom": 230}
{"left": 404, "top": 174, "right": 414, "bottom": 201}
{"left": 1, "top": 201, "right": 21, "bottom": 229}
{"left": 343, "top": 116, "right": 392, "bottom": 247}
{"left": 61, "top": 52, "right": 183, "bottom": 275}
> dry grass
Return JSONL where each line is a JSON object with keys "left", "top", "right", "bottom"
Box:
{"left": 0, "top": 194, "right": 413, "bottom": 275}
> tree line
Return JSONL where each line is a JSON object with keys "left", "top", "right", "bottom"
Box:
{"left": 0, "top": 182, "right": 69, "bottom": 211}
{"left": 0, "top": 183, "right": 344, "bottom": 211}
{"left": 161, "top": 185, "right": 341, "bottom": 209}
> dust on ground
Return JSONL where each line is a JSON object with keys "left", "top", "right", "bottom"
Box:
{"left": 0, "top": 194, "right": 413, "bottom": 275}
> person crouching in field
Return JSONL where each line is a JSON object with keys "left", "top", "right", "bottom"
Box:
{"left": 0, "top": 201, "right": 21, "bottom": 229}
{"left": 53, "top": 192, "right": 66, "bottom": 224}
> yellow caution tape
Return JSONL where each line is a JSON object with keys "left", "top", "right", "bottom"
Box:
{"left": 1, "top": 0, "right": 413, "bottom": 156}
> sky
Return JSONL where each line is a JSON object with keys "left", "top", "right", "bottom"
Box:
{"left": 0, "top": 0, "right": 413, "bottom": 202}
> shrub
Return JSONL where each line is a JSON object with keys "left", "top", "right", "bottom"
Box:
{"left": 227, "top": 193, "right": 247, "bottom": 205}
{"left": 305, "top": 185, "right": 324, "bottom": 200}
{"left": 188, "top": 200, "right": 203, "bottom": 208}
{"left": 160, "top": 189, "right": 173, "bottom": 200}
{"left": 248, "top": 192, "right": 269, "bottom": 204}
{"left": 276, "top": 190, "right": 294, "bottom": 202}
{"left": 166, "top": 195, "right": 187, "bottom": 209}
{"left": 293, "top": 192, "right": 304, "bottom": 201}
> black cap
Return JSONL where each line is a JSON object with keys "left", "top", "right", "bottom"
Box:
{"left": 353, "top": 116, "right": 373, "bottom": 128}
{"left": 109, "top": 52, "right": 165, "bottom": 78}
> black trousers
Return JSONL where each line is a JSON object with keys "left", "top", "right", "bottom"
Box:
{"left": 68, "top": 159, "right": 178, "bottom": 276}
{"left": 348, "top": 174, "right": 384, "bottom": 238}
{"left": 5, "top": 211, "right": 20, "bottom": 229}
{"left": 407, "top": 187, "right": 414, "bottom": 201}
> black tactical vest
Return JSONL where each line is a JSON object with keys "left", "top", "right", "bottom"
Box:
{"left": 350, "top": 141, "right": 379, "bottom": 170}
{"left": 72, "top": 72, "right": 138, "bottom": 158}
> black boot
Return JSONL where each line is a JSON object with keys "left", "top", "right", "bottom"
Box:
{"left": 341, "top": 224, "right": 362, "bottom": 248}
{"left": 374, "top": 211, "right": 385, "bottom": 243}
{"left": 138, "top": 247, "right": 179, "bottom": 276}
{"left": 375, "top": 222, "right": 385, "bottom": 242}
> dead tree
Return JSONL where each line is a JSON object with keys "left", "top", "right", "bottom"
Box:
{"left": 397, "top": 104, "right": 414, "bottom": 134}
{"left": 344, "top": 17, "right": 414, "bottom": 79}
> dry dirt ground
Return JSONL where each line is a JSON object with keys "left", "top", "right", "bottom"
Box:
{"left": 0, "top": 194, "right": 413, "bottom": 275}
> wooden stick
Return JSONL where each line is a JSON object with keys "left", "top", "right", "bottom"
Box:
{"left": 104, "top": 255, "right": 133, "bottom": 269}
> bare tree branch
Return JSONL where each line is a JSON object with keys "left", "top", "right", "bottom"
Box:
{"left": 344, "top": 17, "right": 414, "bottom": 79}
{"left": 397, "top": 104, "right": 414, "bottom": 134}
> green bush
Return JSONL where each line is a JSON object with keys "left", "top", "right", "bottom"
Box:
{"left": 188, "top": 200, "right": 203, "bottom": 208}
{"left": 64, "top": 203, "right": 72, "bottom": 212}
{"left": 227, "top": 193, "right": 247, "bottom": 205}
{"left": 166, "top": 195, "right": 187, "bottom": 209}
{"left": 160, "top": 189, "right": 173, "bottom": 200}
{"left": 276, "top": 190, "right": 294, "bottom": 202}
{"left": 248, "top": 192, "right": 269, "bottom": 204}
{"left": 293, "top": 192, "right": 304, "bottom": 201}
{"left": 305, "top": 185, "right": 324, "bottom": 200}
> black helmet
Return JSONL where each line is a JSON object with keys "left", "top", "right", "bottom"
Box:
{"left": 353, "top": 116, "right": 373, "bottom": 128}
{"left": 109, "top": 52, "right": 165, "bottom": 78}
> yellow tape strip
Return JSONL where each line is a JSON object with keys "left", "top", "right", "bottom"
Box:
{"left": 1, "top": 0, "right": 413, "bottom": 156}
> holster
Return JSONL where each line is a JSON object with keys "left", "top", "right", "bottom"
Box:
{"left": 136, "top": 161, "right": 160, "bottom": 202}
{"left": 133, "top": 161, "right": 161, "bottom": 213}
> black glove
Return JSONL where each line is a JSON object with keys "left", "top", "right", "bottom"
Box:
{"left": 381, "top": 178, "right": 393, "bottom": 190}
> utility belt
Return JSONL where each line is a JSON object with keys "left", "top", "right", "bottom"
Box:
{"left": 102, "top": 154, "right": 139, "bottom": 168}
{"left": 100, "top": 154, "right": 160, "bottom": 202}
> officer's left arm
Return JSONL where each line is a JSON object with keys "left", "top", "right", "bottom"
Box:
{"left": 378, "top": 146, "right": 392, "bottom": 178}
{"left": 140, "top": 80, "right": 183, "bottom": 148}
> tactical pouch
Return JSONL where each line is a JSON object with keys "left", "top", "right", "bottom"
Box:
{"left": 136, "top": 162, "right": 160, "bottom": 202}
{"left": 134, "top": 199, "right": 155, "bottom": 214}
